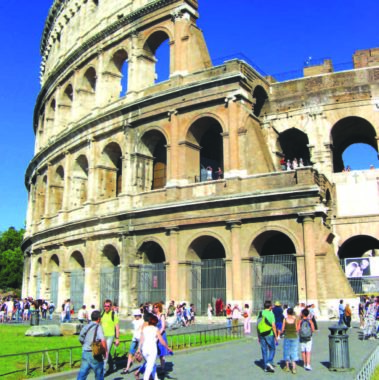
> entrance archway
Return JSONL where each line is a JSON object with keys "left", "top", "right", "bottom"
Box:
{"left": 48, "top": 254, "right": 60, "bottom": 306}
{"left": 69, "top": 251, "right": 85, "bottom": 311}
{"left": 137, "top": 241, "right": 166, "bottom": 304}
{"left": 250, "top": 231, "right": 298, "bottom": 313}
{"left": 187, "top": 236, "right": 226, "bottom": 315}
{"left": 338, "top": 235, "right": 379, "bottom": 294}
{"left": 100, "top": 245, "right": 120, "bottom": 306}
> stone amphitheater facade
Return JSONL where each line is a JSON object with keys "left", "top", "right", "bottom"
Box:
{"left": 22, "top": 0, "right": 379, "bottom": 316}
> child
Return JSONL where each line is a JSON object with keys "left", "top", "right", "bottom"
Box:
{"left": 297, "top": 308, "right": 314, "bottom": 371}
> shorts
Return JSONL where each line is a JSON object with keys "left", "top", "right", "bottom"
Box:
{"left": 300, "top": 339, "right": 312, "bottom": 352}
{"left": 275, "top": 322, "right": 283, "bottom": 332}
{"left": 129, "top": 339, "right": 139, "bottom": 355}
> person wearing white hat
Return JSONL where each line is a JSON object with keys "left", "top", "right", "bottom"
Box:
{"left": 121, "top": 309, "right": 144, "bottom": 374}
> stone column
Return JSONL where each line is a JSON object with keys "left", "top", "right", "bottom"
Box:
{"left": 165, "top": 227, "right": 179, "bottom": 301}
{"left": 86, "top": 138, "right": 97, "bottom": 203}
{"left": 166, "top": 111, "right": 179, "bottom": 186}
{"left": 224, "top": 258, "right": 233, "bottom": 303}
{"left": 22, "top": 254, "right": 32, "bottom": 298}
{"left": 62, "top": 151, "right": 71, "bottom": 213}
{"left": 119, "top": 232, "right": 135, "bottom": 315}
{"left": 299, "top": 213, "right": 318, "bottom": 305}
{"left": 225, "top": 97, "right": 240, "bottom": 177}
{"left": 227, "top": 220, "right": 242, "bottom": 304}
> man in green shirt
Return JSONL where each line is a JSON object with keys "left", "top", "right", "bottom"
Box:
{"left": 257, "top": 300, "right": 277, "bottom": 373}
{"left": 100, "top": 299, "right": 120, "bottom": 375}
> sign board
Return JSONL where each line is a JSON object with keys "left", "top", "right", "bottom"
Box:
{"left": 344, "top": 257, "right": 379, "bottom": 278}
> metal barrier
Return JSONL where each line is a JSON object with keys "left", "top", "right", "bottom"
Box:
{"left": 0, "top": 325, "right": 244, "bottom": 378}
{"left": 355, "top": 345, "right": 379, "bottom": 380}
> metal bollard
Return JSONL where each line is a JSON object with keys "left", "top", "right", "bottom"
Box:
{"left": 30, "top": 310, "right": 40, "bottom": 326}
{"left": 328, "top": 324, "right": 351, "bottom": 371}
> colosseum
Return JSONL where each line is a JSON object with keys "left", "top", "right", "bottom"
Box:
{"left": 22, "top": 0, "right": 379, "bottom": 316}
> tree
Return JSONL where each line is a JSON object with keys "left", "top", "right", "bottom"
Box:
{"left": 0, "top": 227, "right": 25, "bottom": 289}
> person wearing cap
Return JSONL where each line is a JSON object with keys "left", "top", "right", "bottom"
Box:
{"left": 272, "top": 301, "right": 284, "bottom": 340}
{"left": 121, "top": 309, "right": 144, "bottom": 374}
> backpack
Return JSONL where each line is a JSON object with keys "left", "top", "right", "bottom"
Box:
{"left": 257, "top": 313, "right": 273, "bottom": 337}
{"left": 299, "top": 319, "right": 312, "bottom": 341}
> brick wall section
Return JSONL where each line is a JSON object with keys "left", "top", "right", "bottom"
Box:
{"left": 353, "top": 48, "right": 379, "bottom": 68}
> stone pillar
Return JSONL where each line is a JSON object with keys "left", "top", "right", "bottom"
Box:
{"left": 165, "top": 227, "right": 179, "bottom": 301}
{"left": 178, "top": 261, "right": 192, "bottom": 305}
{"left": 299, "top": 213, "right": 318, "bottom": 305}
{"left": 22, "top": 254, "right": 32, "bottom": 298}
{"left": 166, "top": 111, "right": 179, "bottom": 186}
{"left": 227, "top": 220, "right": 242, "bottom": 303}
{"left": 86, "top": 138, "right": 97, "bottom": 203}
{"left": 62, "top": 151, "right": 71, "bottom": 212}
{"left": 119, "top": 233, "right": 135, "bottom": 315}
{"left": 225, "top": 258, "right": 233, "bottom": 303}
{"left": 224, "top": 97, "right": 240, "bottom": 178}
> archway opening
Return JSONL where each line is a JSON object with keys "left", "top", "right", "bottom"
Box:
{"left": 338, "top": 235, "right": 379, "bottom": 294}
{"left": 69, "top": 251, "right": 85, "bottom": 311}
{"left": 252, "top": 85, "right": 268, "bottom": 117}
{"left": 101, "top": 142, "right": 122, "bottom": 198}
{"left": 279, "top": 128, "right": 311, "bottom": 167}
{"left": 48, "top": 254, "right": 60, "bottom": 306}
{"left": 188, "top": 236, "right": 226, "bottom": 315}
{"left": 250, "top": 231, "right": 298, "bottom": 313}
{"left": 342, "top": 143, "right": 378, "bottom": 171}
{"left": 186, "top": 117, "right": 224, "bottom": 182}
{"left": 51, "top": 166, "right": 64, "bottom": 214}
{"left": 141, "top": 130, "right": 167, "bottom": 190}
{"left": 100, "top": 245, "right": 120, "bottom": 306}
{"left": 331, "top": 117, "right": 378, "bottom": 172}
{"left": 137, "top": 241, "right": 166, "bottom": 304}
{"left": 72, "top": 155, "right": 89, "bottom": 207}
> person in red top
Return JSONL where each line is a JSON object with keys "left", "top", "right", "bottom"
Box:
{"left": 225, "top": 304, "right": 232, "bottom": 331}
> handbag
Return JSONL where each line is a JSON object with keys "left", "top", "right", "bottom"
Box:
{"left": 91, "top": 325, "right": 106, "bottom": 358}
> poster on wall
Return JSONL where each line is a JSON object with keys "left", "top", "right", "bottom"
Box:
{"left": 344, "top": 257, "right": 379, "bottom": 278}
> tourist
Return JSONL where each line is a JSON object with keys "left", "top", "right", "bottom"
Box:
{"left": 153, "top": 302, "right": 172, "bottom": 373}
{"left": 297, "top": 308, "right": 314, "bottom": 371}
{"left": 338, "top": 299, "right": 345, "bottom": 325}
{"left": 272, "top": 301, "right": 284, "bottom": 339}
{"left": 281, "top": 308, "right": 298, "bottom": 374}
{"left": 232, "top": 304, "right": 241, "bottom": 334}
{"left": 344, "top": 303, "right": 352, "bottom": 328}
{"left": 100, "top": 299, "right": 120, "bottom": 375}
{"left": 207, "top": 303, "right": 213, "bottom": 322}
{"left": 257, "top": 300, "right": 277, "bottom": 373}
{"left": 48, "top": 301, "right": 55, "bottom": 320}
{"left": 225, "top": 304, "right": 232, "bottom": 332}
{"left": 134, "top": 314, "right": 172, "bottom": 380}
{"left": 121, "top": 309, "right": 144, "bottom": 374}
{"left": 77, "top": 310, "right": 107, "bottom": 380}
{"left": 243, "top": 303, "right": 251, "bottom": 335}
{"left": 78, "top": 305, "right": 88, "bottom": 324}
{"left": 363, "top": 297, "right": 378, "bottom": 339}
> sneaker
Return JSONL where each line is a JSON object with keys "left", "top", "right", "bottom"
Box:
{"left": 283, "top": 366, "right": 290, "bottom": 372}
{"left": 265, "top": 367, "right": 275, "bottom": 373}
{"left": 304, "top": 365, "right": 312, "bottom": 371}
{"left": 292, "top": 368, "right": 297, "bottom": 374}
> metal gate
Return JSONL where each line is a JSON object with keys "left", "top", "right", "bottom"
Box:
{"left": 252, "top": 254, "right": 298, "bottom": 314}
{"left": 137, "top": 263, "right": 166, "bottom": 305}
{"left": 50, "top": 272, "right": 59, "bottom": 306}
{"left": 190, "top": 258, "right": 226, "bottom": 315}
{"left": 100, "top": 267, "right": 120, "bottom": 307}
{"left": 70, "top": 270, "right": 84, "bottom": 311}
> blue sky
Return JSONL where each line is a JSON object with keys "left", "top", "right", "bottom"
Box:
{"left": 0, "top": 0, "right": 378, "bottom": 231}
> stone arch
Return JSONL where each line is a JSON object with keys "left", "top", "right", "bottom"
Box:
{"left": 60, "top": 83, "right": 74, "bottom": 127}
{"left": 36, "top": 174, "right": 47, "bottom": 220}
{"left": 71, "top": 154, "right": 89, "bottom": 208}
{"left": 35, "top": 257, "right": 43, "bottom": 299}
{"left": 48, "top": 254, "right": 60, "bottom": 306}
{"left": 106, "top": 48, "right": 129, "bottom": 98}
{"left": 338, "top": 235, "right": 379, "bottom": 259}
{"left": 69, "top": 250, "right": 85, "bottom": 310}
{"left": 331, "top": 116, "right": 378, "bottom": 172}
{"left": 279, "top": 128, "right": 311, "bottom": 167}
{"left": 50, "top": 165, "right": 64, "bottom": 214}
{"left": 141, "top": 29, "right": 171, "bottom": 86}
{"left": 83, "top": 66, "right": 97, "bottom": 92}
{"left": 100, "top": 244, "right": 120, "bottom": 307}
{"left": 187, "top": 235, "right": 226, "bottom": 314}
{"left": 252, "top": 85, "right": 269, "bottom": 117}
{"left": 139, "top": 129, "right": 168, "bottom": 190}
{"left": 249, "top": 229, "right": 298, "bottom": 311}
{"left": 185, "top": 116, "right": 224, "bottom": 183}
{"left": 136, "top": 240, "right": 166, "bottom": 304}
{"left": 99, "top": 142, "right": 123, "bottom": 199}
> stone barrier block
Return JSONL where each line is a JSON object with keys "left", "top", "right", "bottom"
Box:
{"left": 25, "top": 325, "right": 62, "bottom": 337}
{"left": 60, "top": 323, "right": 83, "bottom": 336}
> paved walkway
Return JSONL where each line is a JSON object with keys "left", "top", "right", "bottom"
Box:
{"left": 44, "top": 321, "right": 377, "bottom": 380}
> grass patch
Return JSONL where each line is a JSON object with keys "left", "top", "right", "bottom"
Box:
{"left": 372, "top": 366, "right": 379, "bottom": 380}
{"left": 0, "top": 324, "right": 131, "bottom": 379}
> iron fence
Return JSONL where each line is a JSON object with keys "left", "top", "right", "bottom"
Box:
{"left": 0, "top": 325, "right": 244, "bottom": 378}
{"left": 355, "top": 345, "right": 379, "bottom": 380}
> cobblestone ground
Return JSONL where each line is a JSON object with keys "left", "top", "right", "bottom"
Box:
{"left": 39, "top": 320, "right": 377, "bottom": 380}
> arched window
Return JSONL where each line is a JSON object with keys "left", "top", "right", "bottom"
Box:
{"left": 279, "top": 128, "right": 311, "bottom": 167}
{"left": 50, "top": 166, "right": 64, "bottom": 214}
{"left": 99, "top": 142, "right": 122, "bottom": 199}
{"left": 331, "top": 117, "right": 378, "bottom": 172}
{"left": 71, "top": 155, "right": 89, "bottom": 207}
{"left": 83, "top": 67, "right": 97, "bottom": 92}
{"left": 252, "top": 85, "right": 268, "bottom": 117}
